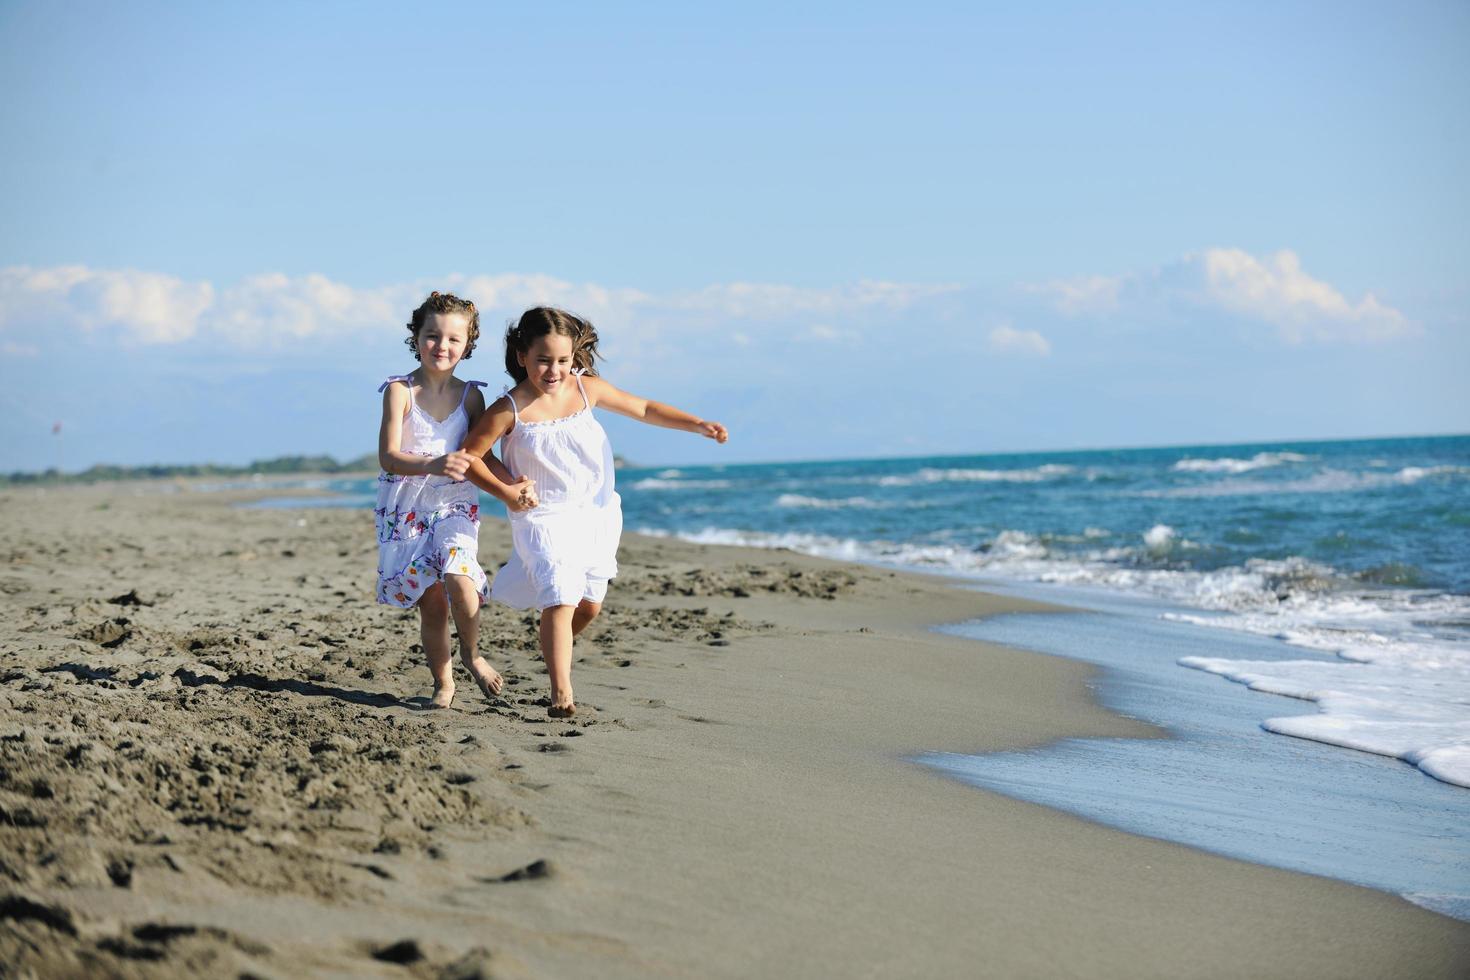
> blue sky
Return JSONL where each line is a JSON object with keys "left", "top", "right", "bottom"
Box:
{"left": 1, "top": 1, "right": 1466, "bottom": 471}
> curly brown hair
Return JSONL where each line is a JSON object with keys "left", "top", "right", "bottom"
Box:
{"left": 504, "top": 306, "right": 602, "bottom": 382}
{"left": 405, "top": 291, "right": 480, "bottom": 361}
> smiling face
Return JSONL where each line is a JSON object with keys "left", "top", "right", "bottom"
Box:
{"left": 416, "top": 312, "right": 471, "bottom": 371}
{"left": 517, "top": 332, "right": 576, "bottom": 395}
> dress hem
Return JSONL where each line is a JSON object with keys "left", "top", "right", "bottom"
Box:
{"left": 377, "top": 569, "right": 490, "bottom": 609}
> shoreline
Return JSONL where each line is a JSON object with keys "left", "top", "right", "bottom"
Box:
{"left": 1, "top": 484, "right": 1465, "bottom": 977}
{"left": 931, "top": 607, "right": 1470, "bottom": 921}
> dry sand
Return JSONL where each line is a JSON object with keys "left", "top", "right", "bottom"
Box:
{"left": 1, "top": 483, "right": 1465, "bottom": 978}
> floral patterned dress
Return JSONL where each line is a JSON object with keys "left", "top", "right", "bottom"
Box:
{"left": 374, "top": 375, "right": 490, "bottom": 607}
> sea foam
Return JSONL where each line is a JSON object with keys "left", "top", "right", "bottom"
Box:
{"left": 630, "top": 477, "right": 734, "bottom": 490}
{"left": 875, "top": 464, "right": 1073, "bottom": 487}
{"left": 1142, "top": 524, "right": 1175, "bottom": 552}
{"left": 1174, "top": 594, "right": 1470, "bottom": 788}
{"left": 1172, "top": 451, "right": 1308, "bottom": 473}
{"left": 775, "top": 494, "right": 888, "bottom": 510}
{"left": 1146, "top": 463, "right": 1470, "bottom": 499}
{"left": 1396, "top": 464, "right": 1470, "bottom": 483}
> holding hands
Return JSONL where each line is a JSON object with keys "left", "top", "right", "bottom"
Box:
{"left": 430, "top": 450, "right": 477, "bottom": 481}
{"left": 429, "top": 452, "right": 537, "bottom": 513}
{"left": 506, "top": 477, "right": 538, "bottom": 512}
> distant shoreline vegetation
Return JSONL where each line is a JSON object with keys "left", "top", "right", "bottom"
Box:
{"left": 1, "top": 454, "right": 380, "bottom": 485}
{"left": 3, "top": 453, "right": 638, "bottom": 485}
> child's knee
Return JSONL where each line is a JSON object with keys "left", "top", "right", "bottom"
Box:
{"left": 442, "top": 573, "right": 479, "bottom": 605}
{"left": 577, "top": 599, "right": 602, "bottom": 621}
{"left": 417, "top": 584, "right": 449, "bottom": 616}
{"left": 539, "top": 603, "right": 577, "bottom": 623}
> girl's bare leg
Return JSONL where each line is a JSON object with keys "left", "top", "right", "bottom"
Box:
{"left": 539, "top": 604, "right": 577, "bottom": 715}
{"left": 571, "top": 599, "right": 601, "bottom": 637}
{"left": 444, "top": 573, "right": 502, "bottom": 700}
{"left": 418, "top": 584, "right": 454, "bottom": 708}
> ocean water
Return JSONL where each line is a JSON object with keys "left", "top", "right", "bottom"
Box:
{"left": 617, "top": 434, "right": 1470, "bottom": 791}
{"left": 250, "top": 434, "right": 1470, "bottom": 912}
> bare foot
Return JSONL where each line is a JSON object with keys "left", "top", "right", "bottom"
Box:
{"left": 548, "top": 702, "right": 576, "bottom": 719}
{"left": 467, "top": 656, "right": 504, "bottom": 701}
{"left": 431, "top": 682, "right": 455, "bottom": 709}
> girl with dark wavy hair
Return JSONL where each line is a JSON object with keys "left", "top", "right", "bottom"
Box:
{"left": 460, "top": 306, "right": 728, "bottom": 717}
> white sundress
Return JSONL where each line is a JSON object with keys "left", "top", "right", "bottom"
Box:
{"left": 374, "top": 375, "right": 490, "bottom": 608}
{"left": 490, "top": 370, "right": 623, "bottom": 610}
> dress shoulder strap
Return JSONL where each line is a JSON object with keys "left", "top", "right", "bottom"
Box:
{"left": 377, "top": 374, "right": 415, "bottom": 393}
{"left": 498, "top": 386, "right": 521, "bottom": 422}
{"left": 571, "top": 369, "right": 591, "bottom": 411}
{"left": 378, "top": 375, "right": 416, "bottom": 409}
{"left": 459, "top": 380, "right": 487, "bottom": 409}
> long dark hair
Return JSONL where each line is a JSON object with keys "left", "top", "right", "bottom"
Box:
{"left": 504, "top": 306, "right": 601, "bottom": 382}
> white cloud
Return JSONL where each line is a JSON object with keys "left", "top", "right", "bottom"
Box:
{"left": 807, "top": 323, "right": 841, "bottom": 341}
{"left": 1023, "top": 274, "right": 1120, "bottom": 315}
{"left": 1, "top": 254, "right": 1412, "bottom": 358}
{"left": 454, "top": 273, "right": 650, "bottom": 333}
{"left": 1194, "top": 248, "right": 1414, "bottom": 343}
{"left": 661, "top": 279, "right": 961, "bottom": 320}
{"left": 0, "top": 265, "right": 214, "bottom": 343}
{"left": 0, "top": 266, "right": 955, "bottom": 352}
{"left": 214, "top": 273, "right": 406, "bottom": 343}
{"left": 1027, "top": 247, "right": 1415, "bottom": 344}
{"left": 987, "top": 324, "right": 1051, "bottom": 356}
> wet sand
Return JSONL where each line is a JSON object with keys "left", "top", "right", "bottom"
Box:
{"left": 1, "top": 483, "right": 1465, "bottom": 978}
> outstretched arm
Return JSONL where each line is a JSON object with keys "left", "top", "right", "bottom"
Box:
{"left": 460, "top": 398, "right": 538, "bottom": 510}
{"left": 582, "top": 376, "right": 728, "bottom": 443}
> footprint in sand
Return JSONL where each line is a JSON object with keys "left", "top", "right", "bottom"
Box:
{"left": 483, "top": 858, "right": 554, "bottom": 882}
{"left": 0, "top": 895, "right": 78, "bottom": 936}
{"left": 372, "top": 939, "right": 425, "bottom": 964}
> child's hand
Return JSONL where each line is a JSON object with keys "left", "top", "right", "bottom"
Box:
{"left": 698, "top": 420, "right": 728, "bottom": 444}
{"left": 506, "top": 477, "right": 538, "bottom": 512}
{"left": 517, "top": 478, "right": 539, "bottom": 509}
{"left": 432, "top": 451, "right": 475, "bottom": 481}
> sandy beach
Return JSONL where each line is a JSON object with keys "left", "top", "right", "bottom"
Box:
{"left": 1, "top": 483, "right": 1465, "bottom": 979}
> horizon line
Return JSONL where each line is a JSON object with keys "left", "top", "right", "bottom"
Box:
{"left": 10, "top": 429, "right": 1467, "bottom": 481}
